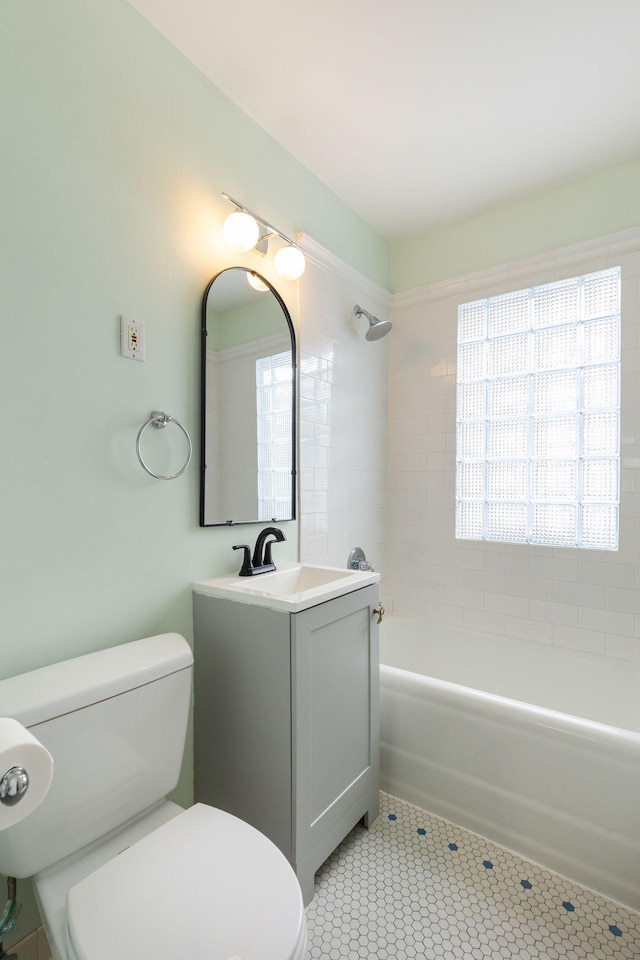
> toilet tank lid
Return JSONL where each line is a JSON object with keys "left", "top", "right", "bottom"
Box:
{"left": 0, "top": 634, "right": 193, "bottom": 728}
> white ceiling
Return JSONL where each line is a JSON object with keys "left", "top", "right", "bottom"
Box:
{"left": 127, "top": 0, "right": 640, "bottom": 240}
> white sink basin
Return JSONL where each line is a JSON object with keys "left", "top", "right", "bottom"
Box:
{"left": 193, "top": 563, "right": 379, "bottom": 612}
{"left": 239, "top": 565, "right": 353, "bottom": 596}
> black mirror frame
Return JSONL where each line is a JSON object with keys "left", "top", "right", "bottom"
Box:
{"left": 199, "top": 267, "right": 297, "bottom": 527}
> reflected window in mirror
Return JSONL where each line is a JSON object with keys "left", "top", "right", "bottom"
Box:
{"left": 200, "top": 267, "right": 296, "bottom": 526}
{"left": 256, "top": 351, "right": 294, "bottom": 521}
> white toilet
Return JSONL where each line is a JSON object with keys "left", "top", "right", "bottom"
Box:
{"left": 0, "top": 634, "right": 307, "bottom": 960}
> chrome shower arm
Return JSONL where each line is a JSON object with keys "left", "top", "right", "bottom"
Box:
{"left": 354, "top": 304, "right": 375, "bottom": 323}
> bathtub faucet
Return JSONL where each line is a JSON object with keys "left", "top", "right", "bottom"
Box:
{"left": 347, "top": 547, "right": 374, "bottom": 572}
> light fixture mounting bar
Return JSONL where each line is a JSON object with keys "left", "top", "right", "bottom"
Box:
{"left": 222, "top": 193, "right": 303, "bottom": 253}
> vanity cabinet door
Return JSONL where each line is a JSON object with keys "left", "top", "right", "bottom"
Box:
{"left": 291, "top": 585, "right": 379, "bottom": 877}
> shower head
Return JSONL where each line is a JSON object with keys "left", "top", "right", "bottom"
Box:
{"left": 353, "top": 305, "right": 392, "bottom": 341}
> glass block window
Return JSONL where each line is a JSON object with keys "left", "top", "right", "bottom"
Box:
{"left": 456, "top": 268, "right": 620, "bottom": 549}
{"left": 256, "top": 351, "right": 293, "bottom": 521}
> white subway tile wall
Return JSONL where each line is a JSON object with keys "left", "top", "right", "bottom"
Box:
{"left": 387, "top": 230, "right": 640, "bottom": 663}
{"left": 298, "top": 246, "right": 390, "bottom": 572}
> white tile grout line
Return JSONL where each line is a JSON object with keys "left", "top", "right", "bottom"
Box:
{"left": 305, "top": 792, "right": 640, "bottom": 959}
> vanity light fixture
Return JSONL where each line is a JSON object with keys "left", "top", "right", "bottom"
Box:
{"left": 274, "top": 245, "right": 306, "bottom": 281}
{"left": 223, "top": 210, "right": 260, "bottom": 252}
{"left": 222, "top": 193, "right": 306, "bottom": 280}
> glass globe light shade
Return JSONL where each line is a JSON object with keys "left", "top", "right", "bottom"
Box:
{"left": 274, "top": 244, "right": 305, "bottom": 280}
{"left": 247, "top": 271, "right": 269, "bottom": 292}
{"left": 223, "top": 211, "right": 260, "bottom": 252}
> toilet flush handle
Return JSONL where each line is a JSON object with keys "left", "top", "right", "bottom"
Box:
{"left": 0, "top": 767, "right": 29, "bottom": 804}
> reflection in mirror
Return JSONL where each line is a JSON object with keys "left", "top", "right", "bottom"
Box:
{"left": 200, "top": 267, "right": 296, "bottom": 526}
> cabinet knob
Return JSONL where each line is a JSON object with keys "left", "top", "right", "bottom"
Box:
{"left": 373, "top": 604, "right": 385, "bottom": 625}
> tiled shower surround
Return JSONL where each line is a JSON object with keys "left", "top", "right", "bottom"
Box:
{"left": 297, "top": 235, "right": 391, "bottom": 571}
{"left": 387, "top": 228, "right": 640, "bottom": 663}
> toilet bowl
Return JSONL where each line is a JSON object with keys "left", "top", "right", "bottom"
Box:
{"left": 37, "top": 803, "right": 306, "bottom": 960}
{"left": 0, "top": 634, "right": 307, "bottom": 960}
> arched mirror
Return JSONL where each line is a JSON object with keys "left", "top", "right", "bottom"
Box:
{"left": 200, "top": 267, "right": 296, "bottom": 526}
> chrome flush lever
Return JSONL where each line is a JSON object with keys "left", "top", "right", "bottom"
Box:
{"left": 0, "top": 767, "right": 29, "bottom": 804}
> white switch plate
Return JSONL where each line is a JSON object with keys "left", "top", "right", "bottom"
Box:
{"left": 120, "top": 316, "right": 145, "bottom": 361}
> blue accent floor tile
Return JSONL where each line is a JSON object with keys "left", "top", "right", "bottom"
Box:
{"left": 609, "top": 924, "right": 622, "bottom": 937}
{"left": 482, "top": 860, "right": 493, "bottom": 869}
{"left": 520, "top": 880, "right": 532, "bottom": 889}
{"left": 562, "top": 901, "right": 575, "bottom": 912}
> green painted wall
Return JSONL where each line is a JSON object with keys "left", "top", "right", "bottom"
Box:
{"left": 0, "top": 0, "right": 388, "bottom": 943}
{"left": 391, "top": 157, "right": 640, "bottom": 292}
{"left": 0, "top": 0, "right": 390, "bottom": 686}
{"left": 210, "top": 296, "right": 287, "bottom": 351}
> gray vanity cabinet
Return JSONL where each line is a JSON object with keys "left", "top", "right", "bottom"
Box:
{"left": 193, "top": 584, "right": 380, "bottom": 904}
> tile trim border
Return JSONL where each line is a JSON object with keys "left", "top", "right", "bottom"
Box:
{"left": 298, "top": 232, "right": 393, "bottom": 311}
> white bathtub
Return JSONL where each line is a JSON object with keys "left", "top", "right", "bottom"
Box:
{"left": 379, "top": 615, "right": 640, "bottom": 911}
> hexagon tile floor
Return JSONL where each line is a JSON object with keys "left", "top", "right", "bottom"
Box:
{"left": 304, "top": 793, "right": 640, "bottom": 960}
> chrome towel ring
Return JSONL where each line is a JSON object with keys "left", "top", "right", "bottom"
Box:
{"left": 136, "top": 410, "right": 192, "bottom": 480}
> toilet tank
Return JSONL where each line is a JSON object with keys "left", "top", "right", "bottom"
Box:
{"left": 0, "top": 634, "right": 193, "bottom": 879}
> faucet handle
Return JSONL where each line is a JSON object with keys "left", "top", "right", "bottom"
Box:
{"left": 233, "top": 544, "right": 254, "bottom": 577}
{"left": 347, "top": 547, "right": 374, "bottom": 571}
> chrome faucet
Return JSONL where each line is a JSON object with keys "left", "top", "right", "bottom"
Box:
{"left": 347, "top": 547, "right": 374, "bottom": 572}
{"left": 233, "top": 527, "right": 287, "bottom": 577}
